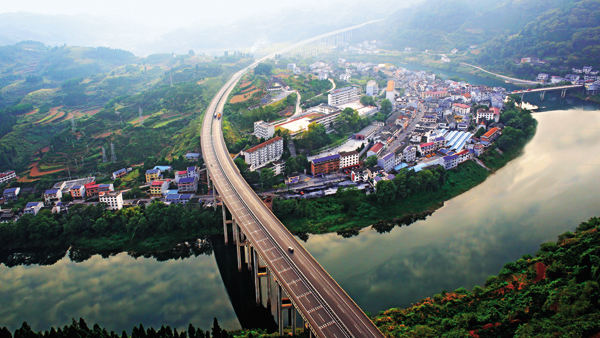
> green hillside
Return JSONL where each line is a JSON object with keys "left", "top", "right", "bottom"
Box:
{"left": 380, "top": 0, "right": 600, "bottom": 79}
{"left": 0, "top": 42, "right": 253, "bottom": 181}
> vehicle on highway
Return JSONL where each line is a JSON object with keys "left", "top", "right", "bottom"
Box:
{"left": 288, "top": 247, "right": 294, "bottom": 253}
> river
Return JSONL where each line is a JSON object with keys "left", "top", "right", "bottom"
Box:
{"left": 1, "top": 100, "right": 599, "bottom": 333}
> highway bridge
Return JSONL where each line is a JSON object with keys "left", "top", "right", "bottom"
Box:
{"left": 510, "top": 84, "right": 584, "bottom": 100}
{"left": 201, "top": 22, "right": 385, "bottom": 338}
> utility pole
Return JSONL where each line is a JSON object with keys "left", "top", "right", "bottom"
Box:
{"left": 139, "top": 107, "right": 144, "bottom": 125}
{"left": 71, "top": 116, "right": 76, "bottom": 132}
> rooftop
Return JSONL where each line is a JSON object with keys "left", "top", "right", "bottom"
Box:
{"left": 245, "top": 136, "right": 283, "bottom": 153}
{"left": 339, "top": 150, "right": 358, "bottom": 157}
{"left": 45, "top": 189, "right": 60, "bottom": 195}
{"left": 369, "top": 142, "right": 384, "bottom": 153}
{"left": 146, "top": 169, "right": 160, "bottom": 174}
{"left": 179, "top": 177, "right": 196, "bottom": 184}
{"left": 312, "top": 154, "right": 340, "bottom": 164}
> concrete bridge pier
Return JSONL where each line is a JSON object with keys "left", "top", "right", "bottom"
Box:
{"left": 253, "top": 248, "right": 261, "bottom": 305}
{"left": 233, "top": 221, "right": 242, "bottom": 271}
{"left": 277, "top": 283, "right": 283, "bottom": 336}
{"left": 561, "top": 89, "right": 567, "bottom": 98}
{"left": 222, "top": 204, "right": 229, "bottom": 244}
{"left": 540, "top": 91, "right": 546, "bottom": 100}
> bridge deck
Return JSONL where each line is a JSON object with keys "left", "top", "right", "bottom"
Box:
{"left": 201, "top": 24, "right": 385, "bottom": 338}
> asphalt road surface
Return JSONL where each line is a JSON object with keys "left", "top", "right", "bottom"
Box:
{"left": 201, "top": 22, "right": 385, "bottom": 338}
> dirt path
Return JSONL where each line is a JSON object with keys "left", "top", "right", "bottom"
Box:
{"left": 460, "top": 63, "right": 541, "bottom": 85}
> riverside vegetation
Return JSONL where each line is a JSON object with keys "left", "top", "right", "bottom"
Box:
{"left": 273, "top": 101, "right": 537, "bottom": 236}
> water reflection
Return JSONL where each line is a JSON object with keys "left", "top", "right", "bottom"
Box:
{"left": 0, "top": 240, "right": 239, "bottom": 332}
{"left": 303, "top": 106, "right": 600, "bottom": 314}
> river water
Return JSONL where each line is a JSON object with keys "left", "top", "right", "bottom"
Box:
{"left": 1, "top": 99, "right": 599, "bottom": 332}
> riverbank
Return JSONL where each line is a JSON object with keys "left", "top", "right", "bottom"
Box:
{"left": 372, "top": 216, "right": 600, "bottom": 337}
{"left": 277, "top": 106, "right": 535, "bottom": 235}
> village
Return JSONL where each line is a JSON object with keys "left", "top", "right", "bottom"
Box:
{"left": 0, "top": 55, "right": 546, "bottom": 220}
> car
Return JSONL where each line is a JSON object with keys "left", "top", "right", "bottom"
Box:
{"left": 288, "top": 247, "right": 294, "bottom": 253}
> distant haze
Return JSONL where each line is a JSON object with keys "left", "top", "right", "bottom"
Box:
{"left": 0, "top": 0, "right": 421, "bottom": 55}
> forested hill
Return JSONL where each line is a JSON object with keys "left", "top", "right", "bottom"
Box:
{"left": 380, "top": 0, "right": 600, "bottom": 76}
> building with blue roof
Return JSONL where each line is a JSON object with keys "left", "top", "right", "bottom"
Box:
{"left": 178, "top": 176, "right": 198, "bottom": 193}
{"left": 44, "top": 189, "right": 62, "bottom": 204}
{"left": 311, "top": 154, "right": 340, "bottom": 176}
{"left": 3, "top": 187, "right": 20, "bottom": 201}
{"left": 443, "top": 155, "right": 459, "bottom": 170}
{"left": 112, "top": 168, "right": 127, "bottom": 180}
{"left": 377, "top": 152, "right": 396, "bottom": 172}
{"left": 24, "top": 201, "right": 44, "bottom": 215}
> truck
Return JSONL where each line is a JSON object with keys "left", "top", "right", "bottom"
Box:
{"left": 217, "top": 113, "right": 221, "bottom": 120}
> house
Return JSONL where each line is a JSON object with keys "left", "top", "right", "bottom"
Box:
{"left": 112, "top": 168, "right": 127, "bottom": 180}
{"left": 419, "top": 142, "right": 435, "bottom": 155}
{"left": 367, "top": 166, "right": 384, "bottom": 180}
{"left": 377, "top": 152, "right": 396, "bottom": 172}
{"left": 455, "top": 149, "right": 471, "bottom": 163}
{"left": 24, "top": 201, "right": 44, "bottom": 215}
{"left": 178, "top": 177, "right": 198, "bottom": 193}
{"left": 99, "top": 191, "right": 123, "bottom": 211}
{"left": 351, "top": 167, "right": 369, "bottom": 182}
{"left": 367, "top": 142, "right": 385, "bottom": 158}
{"left": 452, "top": 103, "right": 471, "bottom": 115}
{"left": 3, "top": 187, "right": 20, "bottom": 202}
{"left": 318, "top": 72, "right": 328, "bottom": 80}
{"left": 366, "top": 80, "right": 379, "bottom": 97}
{"left": 442, "top": 155, "right": 459, "bottom": 170}
{"left": 44, "top": 189, "right": 62, "bottom": 205}
{"left": 537, "top": 73, "right": 549, "bottom": 82}
{"left": 432, "top": 136, "right": 446, "bottom": 150}
{"left": 266, "top": 77, "right": 289, "bottom": 91}
{"left": 175, "top": 170, "right": 188, "bottom": 183}
{"left": 403, "top": 145, "right": 417, "bottom": 163}
{"left": 270, "top": 160, "right": 286, "bottom": 176}
{"left": 70, "top": 185, "right": 85, "bottom": 199}
{"left": 311, "top": 154, "right": 340, "bottom": 176}
{"left": 165, "top": 194, "right": 182, "bottom": 204}
{"left": 473, "top": 144, "right": 484, "bottom": 156}
{"left": 150, "top": 180, "right": 170, "bottom": 196}
{"left": 481, "top": 127, "right": 501, "bottom": 142}
{"left": 421, "top": 115, "right": 436, "bottom": 123}
{"left": 328, "top": 87, "right": 359, "bottom": 106}
{"left": 254, "top": 120, "right": 275, "bottom": 140}
{"left": 243, "top": 137, "right": 284, "bottom": 170}
{"left": 477, "top": 107, "right": 500, "bottom": 123}
{"left": 386, "top": 81, "right": 396, "bottom": 102}
{"left": 185, "top": 153, "right": 201, "bottom": 161}
{"left": 457, "top": 123, "right": 469, "bottom": 131}
{"left": 583, "top": 66, "right": 593, "bottom": 74}
{"left": 145, "top": 169, "right": 162, "bottom": 183}
{"left": 85, "top": 183, "right": 99, "bottom": 197}
{"left": 339, "top": 151, "right": 359, "bottom": 169}
{"left": 287, "top": 63, "right": 296, "bottom": 70}
{"left": 98, "top": 184, "right": 114, "bottom": 195}
{"left": 0, "top": 171, "right": 17, "bottom": 185}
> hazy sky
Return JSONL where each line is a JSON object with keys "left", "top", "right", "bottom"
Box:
{"left": 1, "top": 0, "right": 417, "bottom": 29}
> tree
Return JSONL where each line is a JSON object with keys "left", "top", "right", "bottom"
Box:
{"left": 259, "top": 168, "right": 276, "bottom": 189}
{"left": 234, "top": 158, "right": 248, "bottom": 172}
{"left": 474, "top": 127, "right": 486, "bottom": 138}
{"left": 376, "top": 180, "right": 397, "bottom": 204}
{"left": 211, "top": 318, "right": 222, "bottom": 338}
{"left": 188, "top": 49, "right": 195, "bottom": 56}
{"left": 364, "top": 155, "right": 378, "bottom": 167}
{"left": 254, "top": 63, "right": 273, "bottom": 76}
{"left": 380, "top": 99, "right": 392, "bottom": 115}
{"left": 336, "top": 187, "right": 362, "bottom": 214}
{"left": 360, "top": 95, "right": 376, "bottom": 106}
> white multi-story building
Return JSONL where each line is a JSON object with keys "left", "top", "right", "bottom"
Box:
{"left": 403, "top": 145, "right": 416, "bottom": 163}
{"left": 100, "top": 191, "right": 123, "bottom": 210}
{"left": 386, "top": 81, "right": 396, "bottom": 102}
{"left": 377, "top": 152, "right": 395, "bottom": 172}
{"left": 477, "top": 107, "right": 501, "bottom": 123}
{"left": 244, "top": 137, "right": 284, "bottom": 170}
{"left": 24, "top": 201, "right": 44, "bottom": 215}
{"left": 328, "top": 87, "right": 359, "bottom": 106}
{"left": 287, "top": 63, "right": 296, "bottom": 70}
{"left": 0, "top": 171, "right": 16, "bottom": 185}
{"left": 339, "top": 151, "right": 359, "bottom": 169}
{"left": 318, "top": 72, "right": 328, "bottom": 80}
{"left": 254, "top": 120, "right": 275, "bottom": 140}
{"left": 366, "top": 80, "right": 379, "bottom": 97}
